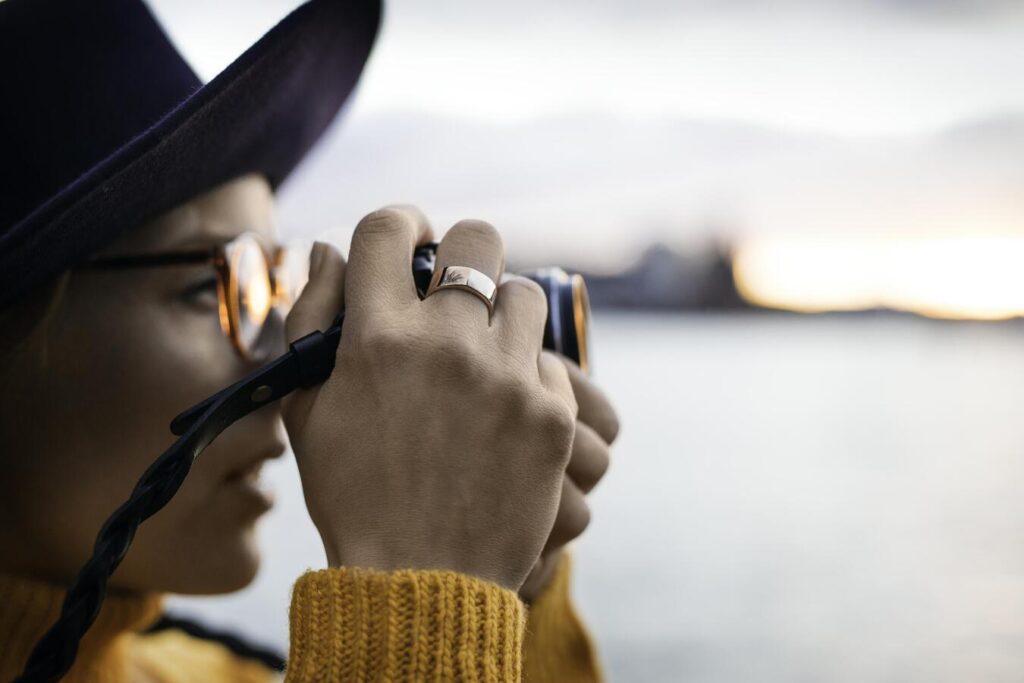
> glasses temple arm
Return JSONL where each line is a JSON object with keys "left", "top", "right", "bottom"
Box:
{"left": 85, "top": 250, "right": 218, "bottom": 269}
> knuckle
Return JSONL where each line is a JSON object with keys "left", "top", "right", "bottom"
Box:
{"left": 564, "top": 498, "right": 592, "bottom": 539}
{"left": 576, "top": 442, "right": 611, "bottom": 492}
{"left": 414, "top": 327, "right": 488, "bottom": 381}
{"left": 437, "top": 336, "right": 484, "bottom": 377}
{"left": 352, "top": 324, "right": 412, "bottom": 367}
{"left": 504, "top": 276, "right": 547, "bottom": 310}
{"left": 593, "top": 445, "right": 611, "bottom": 483}
{"left": 532, "top": 397, "right": 576, "bottom": 455}
{"left": 447, "top": 218, "right": 502, "bottom": 246}
{"left": 539, "top": 349, "right": 562, "bottom": 368}
{"left": 595, "top": 407, "right": 621, "bottom": 444}
{"left": 491, "top": 373, "right": 534, "bottom": 411}
{"left": 540, "top": 355, "right": 578, "bottom": 411}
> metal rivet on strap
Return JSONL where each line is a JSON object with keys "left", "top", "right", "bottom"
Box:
{"left": 250, "top": 385, "right": 273, "bottom": 403}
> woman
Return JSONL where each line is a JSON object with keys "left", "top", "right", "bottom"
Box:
{"left": 0, "top": 0, "right": 618, "bottom": 681}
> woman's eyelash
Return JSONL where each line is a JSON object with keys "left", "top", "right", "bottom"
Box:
{"left": 180, "top": 276, "right": 218, "bottom": 300}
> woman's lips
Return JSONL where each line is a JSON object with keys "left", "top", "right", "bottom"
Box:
{"left": 224, "top": 459, "right": 275, "bottom": 513}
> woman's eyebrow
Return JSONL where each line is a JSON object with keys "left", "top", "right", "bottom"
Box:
{"left": 162, "top": 234, "right": 282, "bottom": 256}
{"left": 164, "top": 232, "right": 234, "bottom": 251}
{"left": 153, "top": 222, "right": 279, "bottom": 253}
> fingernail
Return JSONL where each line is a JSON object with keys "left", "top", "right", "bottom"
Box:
{"left": 309, "top": 241, "right": 327, "bottom": 277}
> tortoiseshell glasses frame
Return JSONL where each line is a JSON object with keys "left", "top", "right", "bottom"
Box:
{"left": 85, "top": 232, "right": 309, "bottom": 361}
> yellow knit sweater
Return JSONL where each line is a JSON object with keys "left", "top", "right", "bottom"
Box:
{"left": 0, "top": 555, "right": 602, "bottom": 682}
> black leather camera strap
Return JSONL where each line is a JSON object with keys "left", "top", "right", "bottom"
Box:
{"left": 170, "top": 314, "right": 344, "bottom": 435}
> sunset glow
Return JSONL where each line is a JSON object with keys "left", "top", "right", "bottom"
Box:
{"left": 733, "top": 235, "right": 1024, "bottom": 320}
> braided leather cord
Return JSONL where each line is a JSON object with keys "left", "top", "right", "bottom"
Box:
{"left": 14, "top": 438, "right": 195, "bottom": 681}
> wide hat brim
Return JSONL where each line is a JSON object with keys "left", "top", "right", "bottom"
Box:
{"left": 0, "top": 0, "right": 380, "bottom": 309}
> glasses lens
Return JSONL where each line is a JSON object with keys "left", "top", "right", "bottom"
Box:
{"left": 229, "top": 235, "right": 272, "bottom": 356}
{"left": 272, "top": 243, "right": 311, "bottom": 313}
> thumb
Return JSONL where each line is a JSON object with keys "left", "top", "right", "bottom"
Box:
{"left": 282, "top": 241, "right": 345, "bottom": 435}
{"left": 285, "top": 241, "right": 346, "bottom": 343}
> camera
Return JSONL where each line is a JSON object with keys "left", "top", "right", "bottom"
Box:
{"left": 412, "top": 243, "right": 591, "bottom": 373}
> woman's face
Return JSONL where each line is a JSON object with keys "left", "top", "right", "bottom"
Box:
{"left": 0, "top": 174, "right": 288, "bottom": 595}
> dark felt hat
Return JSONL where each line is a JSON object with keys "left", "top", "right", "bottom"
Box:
{"left": 0, "top": 0, "right": 380, "bottom": 309}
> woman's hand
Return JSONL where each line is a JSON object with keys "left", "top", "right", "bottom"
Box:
{"left": 282, "top": 207, "right": 577, "bottom": 592}
{"left": 518, "top": 356, "right": 619, "bottom": 602}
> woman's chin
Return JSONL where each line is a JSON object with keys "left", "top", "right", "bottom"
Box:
{"left": 175, "top": 527, "right": 263, "bottom": 595}
{"left": 114, "top": 524, "right": 263, "bottom": 595}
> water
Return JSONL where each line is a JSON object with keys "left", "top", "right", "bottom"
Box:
{"left": 170, "top": 313, "right": 1024, "bottom": 682}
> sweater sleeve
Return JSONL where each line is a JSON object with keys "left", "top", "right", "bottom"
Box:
{"left": 285, "top": 567, "right": 525, "bottom": 681}
{"left": 522, "top": 553, "right": 604, "bottom": 683}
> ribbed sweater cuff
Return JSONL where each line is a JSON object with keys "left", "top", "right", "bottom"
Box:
{"left": 286, "top": 567, "right": 525, "bottom": 682}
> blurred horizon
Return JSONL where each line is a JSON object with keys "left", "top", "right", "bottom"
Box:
{"left": 147, "top": 0, "right": 1024, "bottom": 320}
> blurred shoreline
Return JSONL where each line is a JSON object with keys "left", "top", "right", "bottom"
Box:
{"left": 533, "top": 240, "right": 1024, "bottom": 324}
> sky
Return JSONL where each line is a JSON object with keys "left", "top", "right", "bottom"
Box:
{"left": 150, "top": 0, "right": 1024, "bottom": 136}
{"left": 145, "top": 0, "right": 1024, "bottom": 310}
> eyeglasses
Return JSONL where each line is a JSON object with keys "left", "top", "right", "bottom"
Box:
{"left": 86, "top": 232, "right": 310, "bottom": 362}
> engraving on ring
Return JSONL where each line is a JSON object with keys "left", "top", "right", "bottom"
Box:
{"left": 428, "top": 265, "right": 498, "bottom": 316}
{"left": 440, "top": 268, "right": 469, "bottom": 286}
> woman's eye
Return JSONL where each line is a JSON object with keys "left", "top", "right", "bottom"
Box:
{"left": 180, "top": 277, "right": 219, "bottom": 307}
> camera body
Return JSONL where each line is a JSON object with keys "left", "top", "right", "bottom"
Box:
{"left": 412, "top": 243, "right": 591, "bottom": 373}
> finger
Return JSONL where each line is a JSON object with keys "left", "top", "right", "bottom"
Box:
{"left": 539, "top": 350, "right": 577, "bottom": 415}
{"left": 345, "top": 205, "right": 434, "bottom": 315}
{"left": 285, "top": 242, "right": 345, "bottom": 343}
{"left": 491, "top": 275, "right": 547, "bottom": 359}
{"left": 424, "top": 219, "right": 504, "bottom": 327}
{"left": 561, "top": 356, "right": 620, "bottom": 444}
{"left": 566, "top": 421, "right": 611, "bottom": 494}
{"left": 518, "top": 549, "right": 563, "bottom": 603}
{"left": 282, "top": 242, "right": 345, "bottom": 434}
{"left": 544, "top": 477, "right": 591, "bottom": 553}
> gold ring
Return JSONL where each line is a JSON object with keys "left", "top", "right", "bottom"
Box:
{"left": 426, "top": 266, "right": 497, "bottom": 315}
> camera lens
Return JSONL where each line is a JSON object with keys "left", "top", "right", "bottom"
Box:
{"left": 520, "top": 267, "right": 591, "bottom": 374}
